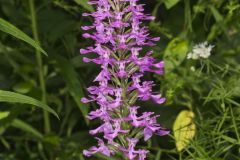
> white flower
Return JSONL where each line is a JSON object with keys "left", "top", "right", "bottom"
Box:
{"left": 190, "top": 66, "right": 195, "bottom": 72}
{"left": 187, "top": 41, "right": 214, "bottom": 60}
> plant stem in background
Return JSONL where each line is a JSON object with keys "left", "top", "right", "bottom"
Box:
{"left": 29, "top": 0, "right": 51, "bottom": 133}
{"left": 184, "top": 0, "right": 192, "bottom": 33}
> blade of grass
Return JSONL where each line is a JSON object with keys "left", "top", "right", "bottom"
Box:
{"left": 0, "top": 18, "right": 47, "bottom": 56}
{"left": 11, "top": 119, "right": 43, "bottom": 140}
{"left": 74, "top": 0, "right": 94, "bottom": 12}
{"left": 52, "top": 54, "right": 89, "bottom": 125}
{"left": 0, "top": 90, "right": 58, "bottom": 118}
{"left": 230, "top": 106, "right": 240, "bottom": 143}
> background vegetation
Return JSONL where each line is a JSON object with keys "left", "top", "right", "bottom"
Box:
{"left": 0, "top": 0, "right": 239, "bottom": 159}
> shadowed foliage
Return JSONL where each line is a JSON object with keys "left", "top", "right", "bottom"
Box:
{"left": 0, "top": 0, "right": 239, "bottom": 159}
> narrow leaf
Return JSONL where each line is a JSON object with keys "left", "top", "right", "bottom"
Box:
{"left": 0, "top": 18, "right": 47, "bottom": 55}
{"left": 163, "top": 0, "right": 181, "bottom": 9}
{"left": 210, "top": 6, "right": 223, "bottom": 22}
{"left": 74, "top": 0, "right": 94, "bottom": 12}
{"left": 0, "top": 111, "right": 10, "bottom": 120}
{"left": 11, "top": 119, "right": 43, "bottom": 139}
{"left": 52, "top": 55, "right": 88, "bottom": 124}
{"left": 0, "top": 90, "right": 58, "bottom": 118}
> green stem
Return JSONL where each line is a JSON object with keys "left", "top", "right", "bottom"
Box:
{"left": 29, "top": 0, "right": 51, "bottom": 133}
{"left": 184, "top": 0, "right": 192, "bottom": 33}
{"left": 179, "top": 152, "right": 182, "bottom": 160}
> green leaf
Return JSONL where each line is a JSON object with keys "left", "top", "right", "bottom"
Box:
{"left": 164, "top": 38, "right": 189, "bottom": 73}
{"left": 43, "top": 134, "right": 60, "bottom": 149}
{"left": 0, "top": 90, "right": 58, "bottom": 119}
{"left": 74, "top": 0, "right": 94, "bottom": 12}
{"left": 210, "top": 6, "right": 224, "bottom": 22}
{"left": 0, "top": 137, "right": 10, "bottom": 150}
{"left": 12, "top": 82, "right": 33, "bottom": 94}
{"left": 52, "top": 55, "right": 88, "bottom": 124}
{"left": 208, "top": 6, "right": 228, "bottom": 40}
{"left": 163, "top": 0, "right": 181, "bottom": 9}
{"left": 11, "top": 119, "right": 43, "bottom": 139}
{"left": 0, "top": 18, "right": 47, "bottom": 55}
{"left": 0, "top": 111, "right": 10, "bottom": 120}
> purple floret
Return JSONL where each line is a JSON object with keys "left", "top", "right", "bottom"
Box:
{"left": 81, "top": 0, "right": 169, "bottom": 159}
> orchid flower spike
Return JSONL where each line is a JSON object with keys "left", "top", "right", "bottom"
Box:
{"left": 81, "top": 0, "right": 169, "bottom": 159}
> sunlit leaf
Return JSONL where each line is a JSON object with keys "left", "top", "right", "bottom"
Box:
{"left": 0, "top": 111, "right": 10, "bottom": 120}
{"left": 173, "top": 110, "right": 196, "bottom": 152}
{"left": 0, "top": 18, "right": 47, "bottom": 55}
{"left": 0, "top": 90, "right": 58, "bottom": 119}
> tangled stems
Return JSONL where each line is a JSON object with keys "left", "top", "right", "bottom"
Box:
{"left": 81, "top": 0, "right": 169, "bottom": 159}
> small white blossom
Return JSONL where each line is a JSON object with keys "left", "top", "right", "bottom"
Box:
{"left": 187, "top": 41, "right": 214, "bottom": 60}
{"left": 190, "top": 66, "right": 195, "bottom": 72}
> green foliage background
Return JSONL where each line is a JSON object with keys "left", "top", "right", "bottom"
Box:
{"left": 0, "top": 0, "right": 239, "bottom": 159}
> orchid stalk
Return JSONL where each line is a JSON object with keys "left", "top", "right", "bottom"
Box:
{"left": 80, "top": 0, "right": 169, "bottom": 159}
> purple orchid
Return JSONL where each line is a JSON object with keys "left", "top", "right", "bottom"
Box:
{"left": 83, "top": 138, "right": 115, "bottom": 157}
{"left": 120, "top": 138, "right": 139, "bottom": 160}
{"left": 81, "top": 0, "right": 169, "bottom": 159}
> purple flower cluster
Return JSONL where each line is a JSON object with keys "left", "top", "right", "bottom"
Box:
{"left": 80, "top": 0, "right": 169, "bottom": 159}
